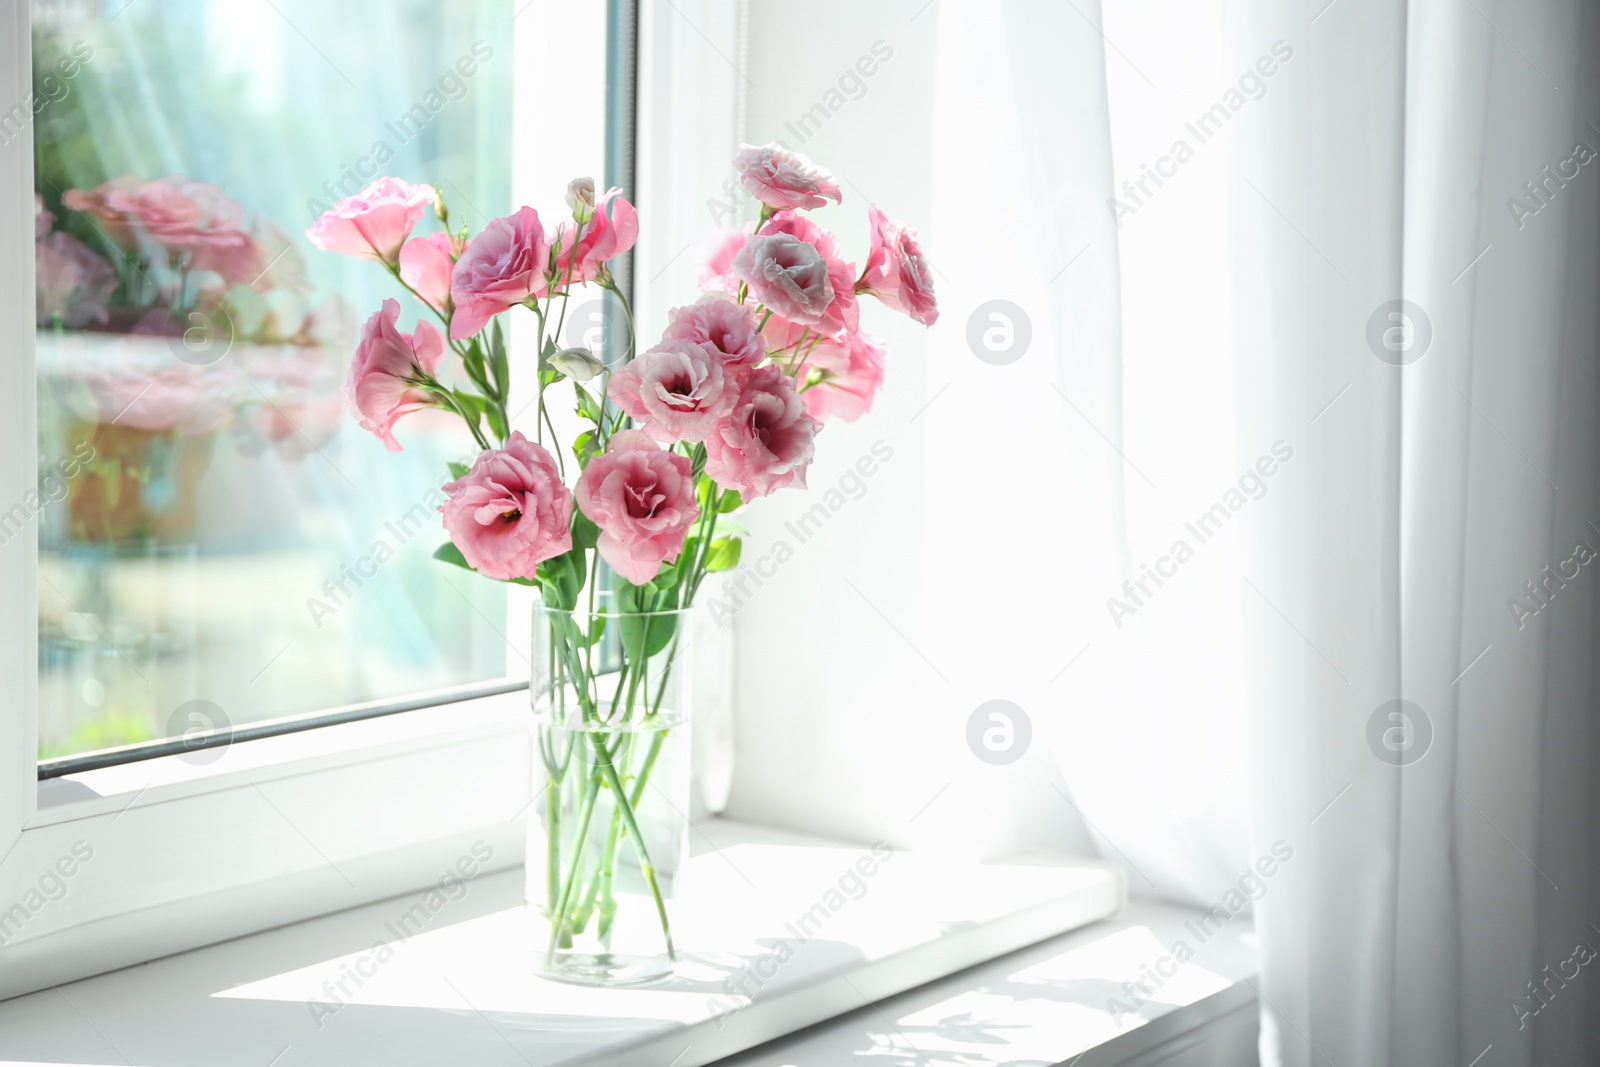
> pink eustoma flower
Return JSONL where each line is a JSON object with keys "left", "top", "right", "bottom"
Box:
{"left": 698, "top": 228, "right": 747, "bottom": 294}
{"left": 449, "top": 206, "right": 552, "bottom": 340}
{"left": 552, "top": 187, "right": 638, "bottom": 288}
{"left": 763, "top": 210, "right": 858, "bottom": 338}
{"left": 344, "top": 298, "right": 446, "bottom": 451}
{"left": 858, "top": 204, "right": 939, "bottom": 326}
{"left": 399, "top": 232, "right": 458, "bottom": 316}
{"left": 704, "top": 364, "right": 820, "bottom": 499}
{"left": 794, "top": 329, "right": 885, "bottom": 423}
{"left": 440, "top": 431, "right": 573, "bottom": 581}
{"left": 733, "top": 143, "right": 842, "bottom": 212}
{"left": 609, "top": 340, "right": 737, "bottom": 444}
{"left": 305, "top": 177, "right": 437, "bottom": 265}
{"left": 661, "top": 293, "right": 767, "bottom": 366}
{"left": 732, "top": 232, "right": 834, "bottom": 327}
{"left": 575, "top": 430, "right": 700, "bottom": 585}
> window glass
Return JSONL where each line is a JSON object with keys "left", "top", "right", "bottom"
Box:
{"left": 28, "top": 0, "right": 523, "bottom": 761}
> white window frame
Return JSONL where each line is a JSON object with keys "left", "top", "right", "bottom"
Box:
{"left": 0, "top": 1, "right": 620, "bottom": 1000}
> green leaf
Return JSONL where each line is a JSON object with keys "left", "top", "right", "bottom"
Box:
{"left": 484, "top": 402, "right": 508, "bottom": 442}
{"left": 652, "top": 558, "right": 681, "bottom": 589}
{"left": 585, "top": 612, "right": 608, "bottom": 647}
{"left": 447, "top": 461, "right": 471, "bottom": 481}
{"left": 573, "top": 430, "right": 600, "bottom": 468}
{"left": 536, "top": 549, "right": 585, "bottom": 609}
{"left": 433, "top": 541, "right": 472, "bottom": 570}
{"left": 434, "top": 541, "right": 538, "bottom": 586}
{"left": 489, "top": 318, "right": 509, "bottom": 399}
{"left": 570, "top": 508, "right": 600, "bottom": 551}
{"left": 461, "top": 338, "right": 492, "bottom": 395}
{"left": 718, "top": 488, "right": 742, "bottom": 513}
{"left": 615, "top": 579, "right": 678, "bottom": 660}
{"left": 703, "top": 536, "right": 742, "bottom": 572}
{"left": 574, "top": 384, "right": 603, "bottom": 425}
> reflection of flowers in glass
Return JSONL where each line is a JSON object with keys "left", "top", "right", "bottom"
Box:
{"left": 36, "top": 230, "right": 116, "bottom": 328}
{"left": 66, "top": 329, "right": 252, "bottom": 435}
{"left": 236, "top": 389, "right": 344, "bottom": 462}
{"left": 61, "top": 175, "right": 146, "bottom": 246}
{"left": 64, "top": 175, "right": 259, "bottom": 287}
{"left": 44, "top": 174, "right": 352, "bottom": 464}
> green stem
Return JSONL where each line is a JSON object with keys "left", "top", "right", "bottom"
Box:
{"left": 545, "top": 767, "right": 603, "bottom": 964}
{"left": 586, "top": 730, "right": 676, "bottom": 961}
{"left": 545, "top": 775, "right": 561, "bottom": 915}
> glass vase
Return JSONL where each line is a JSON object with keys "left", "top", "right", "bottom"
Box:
{"left": 527, "top": 595, "right": 693, "bottom": 986}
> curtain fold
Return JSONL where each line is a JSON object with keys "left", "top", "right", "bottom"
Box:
{"left": 1228, "top": 0, "right": 1600, "bottom": 1063}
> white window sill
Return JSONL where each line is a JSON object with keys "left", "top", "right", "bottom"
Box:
{"left": 0, "top": 818, "right": 1135, "bottom": 1066}
{"left": 718, "top": 899, "right": 1260, "bottom": 1067}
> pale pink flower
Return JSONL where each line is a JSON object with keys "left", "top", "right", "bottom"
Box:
{"left": 344, "top": 298, "right": 446, "bottom": 451}
{"left": 73, "top": 328, "right": 250, "bottom": 434}
{"left": 551, "top": 187, "right": 638, "bottom": 289}
{"left": 242, "top": 222, "right": 310, "bottom": 292}
{"left": 399, "top": 232, "right": 458, "bottom": 316}
{"left": 732, "top": 232, "right": 834, "bottom": 327}
{"left": 733, "top": 143, "right": 842, "bottom": 211}
{"left": 106, "top": 177, "right": 248, "bottom": 252}
{"left": 858, "top": 204, "right": 939, "bottom": 326}
{"left": 449, "top": 206, "right": 551, "bottom": 340}
{"left": 34, "top": 194, "right": 52, "bottom": 239}
{"left": 575, "top": 429, "right": 699, "bottom": 585}
{"left": 238, "top": 390, "right": 343, "bottom": 462}
{"left": 794, "top": 329, "right": 885, "bottom": 423}
{"left": 698, "top": 228, "right": 747, "bottom": 295}
{"left": 440, "top": 431, "right": 573, "bottom": 581}
{"left": 70, "top": 176, "right": 257, "bottom": 284}
{"left": 36, "top": 231, "right": 117, "bottom": 328}
{"left": 609, "top": 340, "right": 737, "bottom": 444}
{"left": 305, "top": 177, "right": 438, "bottom": 264}
{"left": 62, "top": 175, "right": 148, "bottom": 246}
{"left": 704, "top": 364, "right": 820, "bottom": 498}
{"left": 661, "top": 293, "right": 766, "bottom": 366}
{"left": 763, "top": 210, "right": 857, "bottom": 338}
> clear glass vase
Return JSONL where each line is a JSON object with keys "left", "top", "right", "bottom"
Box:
{"left": 527, "top": 595, "right": 693, "bottom": 986}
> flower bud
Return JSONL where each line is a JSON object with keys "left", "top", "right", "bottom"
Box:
{"left": 434, "top": 188, "right": 449, "bottom": 226}
{"left": 549, "top": 346, "right": 606, "bottom": 383}
{"left": 566, "top": 177, "right": 596, "bottom": 225}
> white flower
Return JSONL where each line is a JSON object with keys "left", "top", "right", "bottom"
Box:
{"left": 565, "top": 178, "right": 596, "bottom": 225}
{"left": 549, "top": 347, "right": 606, "bottom": 383}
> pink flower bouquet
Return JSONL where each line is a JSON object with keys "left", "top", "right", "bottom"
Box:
{"left": 308, "top": 144, "right": 936, "bottom": 977}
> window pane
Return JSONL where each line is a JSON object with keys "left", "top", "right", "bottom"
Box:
{"left": 29, "top": 0, "right": 526, "bottom": 760}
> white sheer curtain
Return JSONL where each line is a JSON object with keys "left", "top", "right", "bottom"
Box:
{"left": 710, "top": 1, "right": 1600, "bottom": 1062}
{"left": 1232, "top": 0, "right": 1600, "bottom": 1063}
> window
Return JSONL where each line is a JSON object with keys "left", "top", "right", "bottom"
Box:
{"left": 29, "top": 0, "right": 524, "bottom": 770}
{"left": 0, "top": 0, "right": 618, "bottom": 999}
